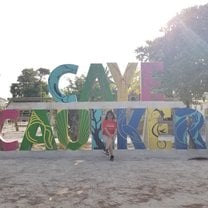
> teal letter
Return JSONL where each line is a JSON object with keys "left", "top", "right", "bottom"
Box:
{"left": 48, "top": 64, "right": 78, "bottom": 102}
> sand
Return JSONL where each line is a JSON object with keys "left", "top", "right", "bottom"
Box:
{"left": 1, "top": 150, "right": 208, "bottom": 208}
{"left": 1, "top": 123, "right": 208, "bottom": 207}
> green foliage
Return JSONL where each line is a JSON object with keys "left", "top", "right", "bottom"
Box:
{"left": 10, "top": 68, "right": 50, "bottom": 98}
{"left": 62, "top": 74, "right": 86, "bottom": 101}
{"left": 135, "top": 4, "right": 208, "bottom": 105}
{"left": 128, "top": 69, "right": 140, "bottom": 100}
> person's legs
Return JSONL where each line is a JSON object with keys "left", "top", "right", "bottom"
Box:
{"left": 106, "top": 137, "right": 114, "bottom": 161}
{"left": 105, "top": 137, "right": 111, "bottom": 151}
{"left": 102, "top": 135, "right": 107, "bottom": 149}
{"left": 108, "top": 139, "right": 113, "bottom": 156}
{"left": 106, "top": 137, "right": 113, "bottom": 153}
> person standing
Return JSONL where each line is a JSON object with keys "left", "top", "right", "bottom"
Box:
{"left": 102, "top": 110, "right": 117, "bottom": 161}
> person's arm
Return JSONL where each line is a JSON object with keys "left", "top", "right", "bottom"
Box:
{"left": 112, "top": 126, "right": 117, "bottom": 138}
{"left": 110, "top": 121, "right": 117, "bottom": 138}
{"left": 104, "top": 127, "right": 112, "bottom": 137}
{"left": 112, "top": 128, "right": 117, "bottom": 137}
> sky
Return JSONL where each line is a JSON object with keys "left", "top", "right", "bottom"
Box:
{"left": 0, "top": 0, "right": 208, "bottom": 99}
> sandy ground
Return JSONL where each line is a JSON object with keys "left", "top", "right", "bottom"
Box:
{"left": 1, "top": 150, "right": 208, "bottom": 208}
{"left": 1, "top": 123, "right": 208, "bottom": 208}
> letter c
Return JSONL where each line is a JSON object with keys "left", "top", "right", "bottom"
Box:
{"left": 48, "top": 64, "right": 78, "bottom": 102}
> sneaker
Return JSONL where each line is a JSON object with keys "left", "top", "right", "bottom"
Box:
{"left": 110, "top": 155, "right": 114, "bottom": 161}
{"left": 103, "top": 149, "right": 109, "bottom": 156}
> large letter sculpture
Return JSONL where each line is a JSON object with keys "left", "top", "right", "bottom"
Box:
{"left": 48, "top": 64, "right": 78, "bottom": 102}
{"left": 145, "top": 108, "right": 173, "bottom": 149}
{"left": 117, "top": 109, "right": 146, "bottom": 149}
{"left": 0, "top": 109, "right": 20, "bottom": 132}
{"left": 108, "top": 63, "right": 144, "bottom": 149}
{"left": 81, "top": 64, "right": 114, "bottom": 150}
{"left": 0, "top": 110, "right": 20, "bottom": 151}
{"left": 174, "top": 108, "right": 206, "bottom": 149}
{"left": 20, "top": 110, "right": 57, "bottom": 150}
{"left": 107, "top": 63, "right": 137, "bottom": 101}
{"left": 48, "top": 64, "right": 89, "bottom": 150}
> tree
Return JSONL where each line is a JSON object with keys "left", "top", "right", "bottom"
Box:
{"left": 62, "top": 67, "right": 117, "bottom": 101}
{"left": 62, "top": 74, "right": 86, "bottom": 101}
{"left": 62, "top": 67, "right": 141, "bottom": 101}
{"left": 128, "top": 69, "right": 140, "bottom": 101}
{"left": 135, "top": 4, "right": 208, "bottom": 106}
{"left": 10, "top": 68, "right": 50, "bottom": 98}
{"left": 36, "top": 68, "right": 50, "bottom": 99}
